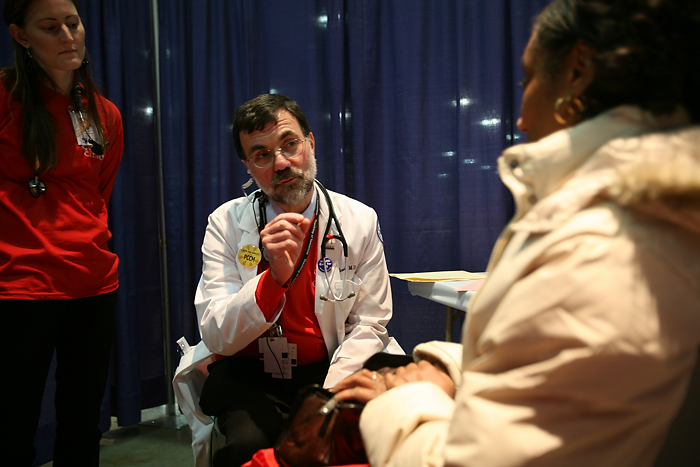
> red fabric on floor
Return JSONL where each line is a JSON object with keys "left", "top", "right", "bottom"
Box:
{"left": 242, "top": 448, "right": 370, "bottom": 467}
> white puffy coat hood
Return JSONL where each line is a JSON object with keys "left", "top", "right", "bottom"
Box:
{"left": 499, "top": 106, "right": 700, "bottom": 242}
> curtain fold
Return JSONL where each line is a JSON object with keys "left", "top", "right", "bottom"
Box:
{"left": 1, "top": 1, "right": 552, "bottom": 464}
{"left": 81, "top": 0, "right": 165, "bottom": 427}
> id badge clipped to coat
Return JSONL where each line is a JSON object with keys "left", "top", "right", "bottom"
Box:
{"left": 259, "top": 336, "right": 297, "bottom": 379}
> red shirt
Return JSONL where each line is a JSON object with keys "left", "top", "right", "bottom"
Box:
{"left": 232, "top": 222, "right": 328, "bottom": 366}
{"left": 0, "top": 82, "right": 124, "bottom": 299}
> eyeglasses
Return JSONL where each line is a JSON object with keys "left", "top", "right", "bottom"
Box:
{"left": 247, "top": 137, "right": 307, "bottom": 169}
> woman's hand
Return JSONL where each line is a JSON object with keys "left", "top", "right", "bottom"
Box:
{"left": 331, "top": 368, "right": 387, "bottom": 404}
{"left": 385, "top": 360, "right": 456, "bottom": 398}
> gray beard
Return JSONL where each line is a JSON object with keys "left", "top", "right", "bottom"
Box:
{"left": 261, "top": 155, "right": 317, "bottom": 207}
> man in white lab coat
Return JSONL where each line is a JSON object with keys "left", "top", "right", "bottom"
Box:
{"left": 174, "top": 93, "right": 401, "bottom": 467}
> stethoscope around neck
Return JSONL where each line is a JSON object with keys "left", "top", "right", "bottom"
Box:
{"left": 246, "top": 179, "right": 358, "bottom": 302}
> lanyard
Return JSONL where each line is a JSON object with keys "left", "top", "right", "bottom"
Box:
{"left": 287, "top": 198, "right": 319, "bottom": 287}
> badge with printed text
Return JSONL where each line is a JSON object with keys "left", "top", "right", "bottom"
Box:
{"left": 318, "top": 257, "right": 333, "bottom": 273}
{"left": 68, "top": 106, "right": 103, "bottom": 160}
{"left": 258, "top": 337, "right": 293, "bottom": 379}
{"left": 238, "top": 244, "right": 262, "bottom": 268}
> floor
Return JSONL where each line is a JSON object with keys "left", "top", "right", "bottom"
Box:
{"left": 39, "top": 406, "right": 195, "bottom": 467}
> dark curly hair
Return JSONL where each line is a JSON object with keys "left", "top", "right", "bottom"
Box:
{"left": 232, "top": 94, "right": 312, "bottom": 161}
{"left": 532, "top": 0, "right": 700, "bottom": 122}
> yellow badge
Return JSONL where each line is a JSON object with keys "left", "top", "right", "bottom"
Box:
{"left": 238, "top": 244, "right": 262, "bottom": 268}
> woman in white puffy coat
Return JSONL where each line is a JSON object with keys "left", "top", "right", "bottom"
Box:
{"left": 333, "top": 1, "right": 700, "bottom": 466}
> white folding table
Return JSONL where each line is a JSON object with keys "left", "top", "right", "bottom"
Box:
{"left": 406, "top": 280, "right": 479, "bottom": 342}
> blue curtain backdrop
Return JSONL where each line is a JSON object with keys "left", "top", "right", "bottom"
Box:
{"left": 0, "top": 1, "right": 552, "bottom": 464}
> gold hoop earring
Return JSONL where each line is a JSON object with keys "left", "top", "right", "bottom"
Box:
{"left": 553, "top": 95, "right": 587, "bottom": 126}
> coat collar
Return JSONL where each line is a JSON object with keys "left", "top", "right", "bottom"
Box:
{"left": 236, "top": 193, "right": 259, "bottom": 235}
{"left": 235, "top": 183, "right": 345, "bottom": 249}
{"left": 499, "top": 106, "right": 698, "bottom": 233}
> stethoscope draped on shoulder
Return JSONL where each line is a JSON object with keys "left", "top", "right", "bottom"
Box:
{"left": 242, "top": 177, "right": 360, "bottom": 302}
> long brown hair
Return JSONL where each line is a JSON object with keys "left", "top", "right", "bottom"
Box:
{"left": 2, "top": 0, "right": 108, "bottom": 173}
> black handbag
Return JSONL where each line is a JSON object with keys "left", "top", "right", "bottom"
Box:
{"left": 274, "top": 384, "right": 367, "bottom": 467}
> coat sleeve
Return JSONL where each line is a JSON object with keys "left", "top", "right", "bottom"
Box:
{"left": 361, "top": 382, "right": 454, "bottom": 467}
{"left": 413, "top": 341, "right": 464, "bottom": 388}
{"left": 358, "top": 342, "right": 463, "bottom": 466}
{"left": 195, "top": 205, "right": 284, "bottom": 355}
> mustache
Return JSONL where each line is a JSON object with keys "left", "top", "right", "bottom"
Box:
{"left": 271, "top": 168, "right": 304, "bottom": 185}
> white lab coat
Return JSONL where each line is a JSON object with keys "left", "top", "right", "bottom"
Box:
{"left": 174, "top": 185, "right": 402, "bottom": 466}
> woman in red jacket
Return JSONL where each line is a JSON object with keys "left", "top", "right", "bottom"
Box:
{"left": 0, "top": 0, "right": 124, "bottom": 465}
